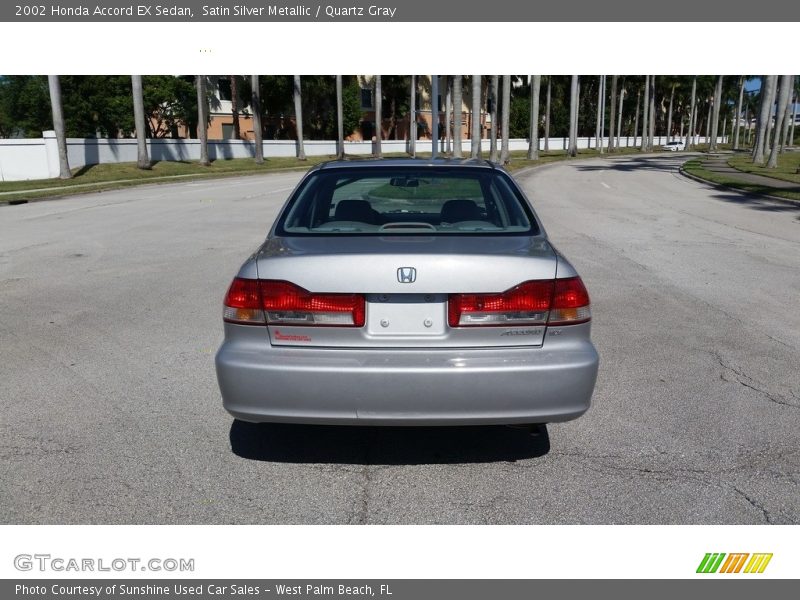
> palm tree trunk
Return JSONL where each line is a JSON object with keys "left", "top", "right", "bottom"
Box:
{"left": 709, "top": 76, "right": 723, "bottom": 151}
{"left": 790, "top": 90, "right": 797, "bottom": 147}
{"left": 753, "top": 75, "right": 774, "bottom": 164}
{"left": 409, "top": 75, "right": 416, "bottom": 158}
{"left": 452, "top": 76, "right": 463, "bottom": 158}
{"left": 608, "top": 75, "right": 618, "bottom": 152}
{"left": 251, "top": 75, "right": 264, "bottom": 164}
{"left": 640, "top": 77, "right": 649, "bottom": 152}
{"left": 633, "top": 89, "right": 640, "bottom": 148}
{"left": 47, "top": 75, "right": 71, "bottom": 179}
{"left": 527, "top": 75, "right": 541, "bottom": 160}
{"left": 500, "top": 75, "right": 511, "bottom": 164}
{"left": 196, "top": 75, "right": 210, "bottom": 166}
{"left": 763, "top": 75, "right": 778, "bottom": 155}
{"left": 544, "top": 76, "right": 551, "bottom": 152}
{"left": 293, "top": 75, "right": 306, "bottom": 160}
{"left": 444, "top": 76, "right": 451, "bottom": 154}
{"left": 568, "top": 75, "right": 579, "bottom": 157}
{"left": 647, "top": 76, "right": 656, "bottom": 151}
{"left": 666, "top": 82, "right": 675, "bottom": 143}
{"left": 489, "top": 75, "right": 498, "bottom": 162}
{"left": 686, "top": 76, "right": 697, "bottom": 149}
{"left": 781, "top": 88, "right": 794, "bottom": 152}
{"left": 733, "top": 76, "right": 744, "bottom": 150}
{"left": 131, "top": 75, "right": 150, "bottom": 170}
{"left": 471, "top": 75, "right": 481, "bottom": 158}
{"left": 374, "top": 75, "right": 382, "bottom": 158}
{"left": 767, "top": 75, "right": 792, "bottom": 167}
{"left": 595, "top": 76, "right": 603, "bottom": 150}
{"left": 230, "top": 76, "right": 240, "bottom": 139}
{"left": 616, "top": 84, "right": 625, "bottom": 148}
{"left": 336, "top": 75, "right": 344, "bottom": 159}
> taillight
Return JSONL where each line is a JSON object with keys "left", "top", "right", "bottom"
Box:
{"left": 223, "top": 278, "right": 266, "bottom": 325}
{"left": 447, "top": 277, "right": 590, "bottom": 327}
{"left": 548, "top": 276, "right": 591, "bottom": 325}
{"left": 223, "top": 278, "right": 364, "bottom": 327}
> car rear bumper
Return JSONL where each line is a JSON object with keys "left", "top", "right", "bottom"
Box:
{"left": 215, "top": 325, "right": 598, "bottom": 426}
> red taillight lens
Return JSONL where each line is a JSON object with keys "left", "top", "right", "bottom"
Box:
{"left": 261, "top": 280, "right": 365, "bottom": 327}
{"left": 223, "top": 277, "right": 266, "bottom": 325}
{"left": 549, "top": 277, "right": 591, "bottom": 325}
{"left": 224, "top": 278, "right": 364, "bottom": 327}
{"left": 448, "top": 281, "right": 554, "bottom": 327}
{"left": 448, "top": 277, "right": 591, "bottom": 327}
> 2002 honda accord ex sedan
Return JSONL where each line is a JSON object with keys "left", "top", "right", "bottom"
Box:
{"left": 215, "top": 159, "right": 599, "bottom": 426}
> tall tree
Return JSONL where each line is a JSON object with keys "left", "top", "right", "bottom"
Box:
{"left": 452, "top": 75, "right": 463, "bottom": 158}
{"left": 608, "top": 75, "right": 618, "bottom": 152}
{"left": 640, "top": 76, "right": 649, "bottom": 151}
{"left": 471, "top": 75, "right": 481, "bottom": 158}
{"left": 767, "top": 75, "right": 792, "bottom": 168}
{"left": 666, "top": 81, "right": 676, "bottom": 143}
{"left": 647, "top": 76, "right": 656, "bottom": 151}
{"left": 544, "top": 76, "right": 551, "bottom": 152}
{"left": 763, "top": 76, "right": 778, "bottom": 155}
{"left": 500, "top": 75, "right": 511, "bottom": 163}
{"left": 47, "top": 75, "right": 71, "bottom": 179}
{"left": 527, "top": 75, "right": 541, "bottom": 160}
{"left": 195, "top": 75, "right": 210, "bottom": 166}
{"left": 568, "top": 75, "right": 579, "bottom": 157}
{"left": 632, "top": 88, "right": 640, "bottom": 147}
{"left": 595, "top": 76, "right": 603, "bottom": 150}
{"left": 733, "top": 76, "right": 744, "bottom": 150}
{"left": 409, "top": 75, "right": 416, "bottom": 157}
{"left": 293, "top": 75, "right": 306, "bottom": 160}
{"left": 230, "top": 75, "right": 240, "bottom": 139}
{"left": 131, "top": 75, "right": 150, "bottom": 170}
{"left": 444, "top": 76, "right": 451, "bottom": 154}
{"left": 251, "top": 75, "right": 263, "bottom": 164}
{"left": 753, "top": 75, "right": 775, "bottom": 164}
{"left": 709, "top": 76, "right": 723, "bottom": 152}
{"left": 686, "top": 76, "right": 697, "bottom": 149}
{"left": 489, "top": 75, "right": 498, "bottom": 162}
{"left": 374, "top": 75, "right": 382, "bottom": 157}
{"left": 336, "top": 75, "right": 344, "bottom": 159}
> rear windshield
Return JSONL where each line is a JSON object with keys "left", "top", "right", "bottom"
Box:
{"left": 275, "top": 167, "right": 539, "bottom": 236}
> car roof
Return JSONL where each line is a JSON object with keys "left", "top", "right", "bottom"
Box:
{"left": 311, "top": 157, "right": 499, "bottom": 172}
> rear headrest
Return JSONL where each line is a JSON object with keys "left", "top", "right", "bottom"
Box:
{"left": 334, "top": 199, "right": 375, "bottom": 223}
{"left": 441, "top": 199, "right": 482, "bottom": 223}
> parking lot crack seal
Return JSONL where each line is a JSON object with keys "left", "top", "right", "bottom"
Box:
{"left": 726, "top": 484, "right": 774, "bottom": 524}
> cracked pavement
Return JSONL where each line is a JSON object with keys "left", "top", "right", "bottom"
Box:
{"left": 1, "top": 155, "right": 798, "bottom": 524}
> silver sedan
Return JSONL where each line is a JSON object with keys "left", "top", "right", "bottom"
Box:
{"left": 215, "top": 159, "right": 599, "bottom": 426}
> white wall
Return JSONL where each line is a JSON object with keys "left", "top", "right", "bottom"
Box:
{"left": 0, "top": 132, "right": 719, "bottom": 182}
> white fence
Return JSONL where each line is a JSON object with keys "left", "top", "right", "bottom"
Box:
{"left": 0, "top": 131, "right": 719, "bottom": 182}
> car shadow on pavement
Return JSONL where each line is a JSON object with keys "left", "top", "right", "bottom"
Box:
{"left": 229, "top": 421, "right": 550, "bottom": 465}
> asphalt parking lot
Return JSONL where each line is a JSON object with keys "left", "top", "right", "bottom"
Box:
{"left": 1, "top": 154, "right": 798, "bottom": 524}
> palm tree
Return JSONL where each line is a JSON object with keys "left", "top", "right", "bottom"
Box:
{"left": 544, "top": 76, "right": 551, "bottom": 152}
{"left": 608, "top": 76, "right": 618, "bottom": 152}
{"left": 767, "top": 75, "right": 792, "bottom": 168}
{"left": 131, "top": 75, "right": 150, "bottom": 170}
{"left": 336, "top": 75, "right": 344, "bottom": 159}
{"left": 709, "top": 76, "right": 723, "bottom": 152}
{"left": 409, "top": 75, "right": 416, "bottom": 158}
{"left": 686, "top": 76, "right": 697, "bottom": 150}
{"left": 632, "top": 88, "right": 640, "bottom": 147}
{"left": 753, "top": 75, "right": 774, "bottom": 164}
{"left": 489, "top": 75, "right": 499, "bottom": 162}
{"left": 293, "top": 75, "right": 306, "bottom": 160}
{"left": 733, "top": 76, "right": 744, "bottom": 150}
{"left": 471, "top": 75, "right": 481, "bottom": 158}
{"left": 647, "top": 76, "right": 656, "bottom": 151}
{"left": 452, "top": 75, "right": 463, "bottom": 158}
{"left": 444, "top": 76, "right": 451, "bottom": 154}
{"left": 527, "top": 75, "right": 541, "bottom": 160}
{"left": 195, "top": 75, "right": 210, "bottom": 166}
{"left": 47, "top": 76, "right": 71, "bottom": 179}
{"left": 640, "top": 76, "right": 650, "bottom": 151}
{"left": 251, "top": 75, "right": 264, "bottom": 164}
{"left": 374, "top": 75, "right": 382, "bottom": 158}
{"left": 230, "top": 75, "right": 240, "bottom": 140}
{"left": 666, "top": 81, "right": 676, "bottom": 143}
{"left": 595, "top": 76, "right": 603, "bottom": 150}
{"left": 568, "top": 75, "right": 579, "bottom": 157}
{"left": 500, "top": 75, "right": 511, "bottom": 163}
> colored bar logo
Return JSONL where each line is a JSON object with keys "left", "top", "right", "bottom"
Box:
{"left": 697, "top": 553, "right": 773, "bottom": 573}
